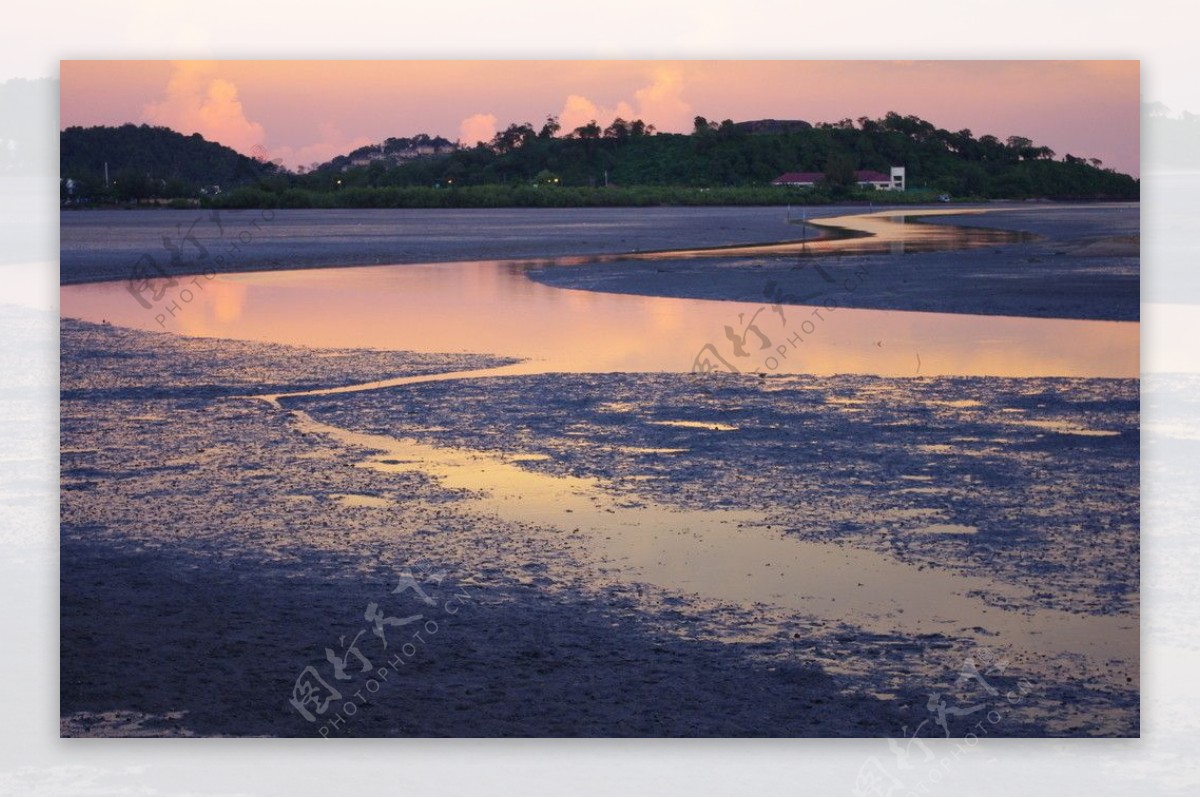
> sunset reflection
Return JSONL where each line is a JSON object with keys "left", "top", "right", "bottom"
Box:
{"left": 61, "top": 252, "right": 1136, "bottom": 379}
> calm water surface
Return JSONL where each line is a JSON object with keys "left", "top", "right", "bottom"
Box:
{"left": 61, "top": 209, "right": 1136, "bottom": 378}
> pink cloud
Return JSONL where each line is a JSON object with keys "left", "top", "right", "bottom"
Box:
{"left": 143, "top": 62, "right": 265, "bottom": 154}
{"left": 632, "top": 68, "right": 692, "bottom": 130}
{"left": 458, "top": 113, "right": 498, "bottom": 146}
{"left": 558, "top": 69, "right": 691, "bottom": 133}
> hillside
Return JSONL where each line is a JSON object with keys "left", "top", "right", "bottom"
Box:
{"left": 60, "top": 124, "right": 278, "bottom": 202}
{"left": 59, "top": 112, "right": 1139, "bottom": 208}
{"left": 319, "top": 134, "right": 457, "bottom": 172}
{"left": 290, "top": 112, "right": 1139, "bottom": 204}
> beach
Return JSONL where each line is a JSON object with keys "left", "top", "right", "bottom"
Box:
{"left": 58, "top": 204, "right": 1140, "bottom": 737}
{"left": 528, "top": 205, "right": 1139, "bottom": 321}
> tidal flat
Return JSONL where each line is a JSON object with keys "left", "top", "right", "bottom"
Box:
{"left": 60, "top": 321, "right": 1138, "bottom": 737}
{"left": 59, "top": 205, "right": 1140, "bottom": 737}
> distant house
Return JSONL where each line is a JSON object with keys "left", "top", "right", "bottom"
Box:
{"left": 342, "top": 142, "right": 459, "bottom": 170}
{"left": 772, "top": 166, "right": 906, "bottom": 191}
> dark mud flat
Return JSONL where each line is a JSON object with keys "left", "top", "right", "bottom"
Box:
{"left": 61, "top": 538, "right": 921, "bottom": 738}
{"left": 298, "top": 371, "right": 1139, "bottom": 618}
{"left": 59, "top": 320, "right": 1131, "bottom": 737}
{"left": 59, "top": 206, "right": 822, "bottom": 285}
{"left": 56, "top": 320, "right": 912, "bottom": 737}
{"left": 287, "top": 369, "right": 1139, "bottom": 737}
{"left": 528, "top": 205, "right": 1139, "bottom": 321}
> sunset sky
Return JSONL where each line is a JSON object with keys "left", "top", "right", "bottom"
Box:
{"left": 60, "top": 60, "right": 1140, "bottom": 176}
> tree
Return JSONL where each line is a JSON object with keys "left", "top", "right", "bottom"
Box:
{"left": 629, "top": 119, "right": 654, "bottom": 137}
{"left": 948, "top": 129, "right": 976, "bottom": 159}
{"left": 490, "top": 122, "right": 535, "bottom": 154}
{"left": 111, "top": 168, "right": 151, "bottom": 204}
{"left": 604, "top": 118, "right": 630, "bottom": 141}
{"left": 572, "top": 121, "right": 601, "bottom": 139}
{"left": 1005, "top": 135, "right": 1033, "bottom": 151}
{"left": 692, "top": 116, "right": 717, "bottom": 135}
{"left": 857, "top": 116, "right": 880, "bottom": 133}
{"left": 538, "top": 115, "right": 561, "bottom": 139}
{"left": 822, "top": 153, "right": 857, "bottom": 194}
{"left": 365, "top": 160, "right": 387, "bottom": 187}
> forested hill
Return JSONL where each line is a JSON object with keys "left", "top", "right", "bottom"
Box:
{"left": 59, "top": 113, "right": 1138, "bottom": 206}
{"left": 60, "top": 124, "right": 278, "bottom": 198}
{"left": 367, "top": 113, "right": 1135, "bottom": 199}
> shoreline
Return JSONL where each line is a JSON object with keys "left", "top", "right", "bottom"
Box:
{"left": 59, "top": 203, "right": 1138, "bottom": 323}
{"left": 528, "top": 205, "right": 1139, "bottom": 322}
{"left": 60, "top": 205, "right": 842, "bottom": 286}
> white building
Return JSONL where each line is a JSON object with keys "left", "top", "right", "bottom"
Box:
{"left": 771, "top": 166, "right": 906, "bottom": 191}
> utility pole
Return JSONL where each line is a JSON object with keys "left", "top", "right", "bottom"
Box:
{"left": 104, "top": 161, "right": 109, "bottom": 188}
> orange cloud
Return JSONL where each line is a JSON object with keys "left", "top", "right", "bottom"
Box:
{"left": 143, "top": 62, "right": 265, "bottom": 154}
{"left": 633, "top": 68, "right": 691, "bottom": 129}
{"left": 458, "top": 112, "right": 498, "bottom": 146}
{"left": 558, "top": 68, "right": 691, "bottom": 133}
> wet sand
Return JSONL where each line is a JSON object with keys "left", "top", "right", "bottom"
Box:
{"left": 528, "top": 205, "right": 1139, "bottom": 321}
{"left": 59, "top": 204, "right": 1139, "bottom": 737}
{"left": 58, "top": 320, "right": 919, "bottom": 737}
{"left": 60, "top": 204, "right": 1137, "bottom": 322}
{"left": 60, "top": 319, "right": 1139, "bottom": 737}
{"left": 59, "top": 206, "right": 832, "bottom": 285}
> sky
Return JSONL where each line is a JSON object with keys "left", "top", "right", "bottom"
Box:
{"left": 59, "top": 60, "right": 1141, "bottom": 176}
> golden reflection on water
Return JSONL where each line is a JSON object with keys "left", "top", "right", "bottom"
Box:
{"left": 61, "top": 256, "right": 1136, "bottom": 379}
{"left": 60, "top": 209, "right": 1139, "bottom": 684}
{"left": 292, "top": 409, "right": 1138, "bottom": 681}
{"left": 629, "top": 207, "right": 1036, "bottom": 260}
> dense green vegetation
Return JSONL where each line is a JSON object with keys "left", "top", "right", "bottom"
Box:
{"left": 60, "top": 124, "right": 278, "bottom": 202}
{"left": 60, "top": 112, "right": 1139, "bottom": 208}
{"left": 206, "top": 183, "right": 957, "bottom": 210}
{"left": 319, "top": 133, "right": 456, "bottom": 173}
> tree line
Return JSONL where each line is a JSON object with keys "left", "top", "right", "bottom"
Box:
{"left": 60, "top": 111, "right": 1138, "bottom": 208}
{"left": 60, "top": 124, "right": 279, "bottom": 204}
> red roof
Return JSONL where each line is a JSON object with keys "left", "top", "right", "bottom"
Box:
{"left": 771, "top": 170, "right": 893, "bottom": 185}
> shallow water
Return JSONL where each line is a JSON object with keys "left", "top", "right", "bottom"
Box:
{"left": 61, "top": 208, "right": 1136, "bottom": 379}
{"left": 632, "top": 207, "right": 1038, "bottom": 259}
{"left": 292, "top": 410, "right": 1137, "bottom": 685}
{"left": 60, "top": 207, "right": 1141, "bottom": 728}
